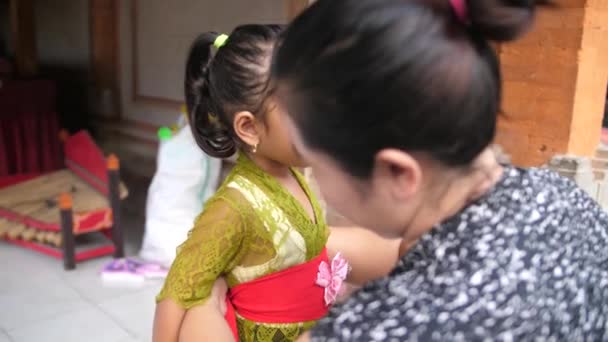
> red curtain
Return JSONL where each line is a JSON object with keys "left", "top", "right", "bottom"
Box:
{"left": 0, "top": 80, "right": 63, "bottom": 177}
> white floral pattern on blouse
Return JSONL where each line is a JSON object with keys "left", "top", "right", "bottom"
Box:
{"left": 311, "top": 167, "right": 608, "bottom": 341}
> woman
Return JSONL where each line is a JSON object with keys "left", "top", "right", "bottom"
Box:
{"left": 273, "top": 0, "right": 608, "bottom": 340}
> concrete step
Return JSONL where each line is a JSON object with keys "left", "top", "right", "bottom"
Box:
{"left": 547, "top": 145, "right": 608, "bottom": 209}
{"left": 595, "top": 143, "right": 608, "bottom": 160}
{"left": 94, "top": 119, "right": 159, "bottom": 149}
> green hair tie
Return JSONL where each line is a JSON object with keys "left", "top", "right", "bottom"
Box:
{"left": 213, "top": 34, "right": 229, "bottom": 49}
{"left": 158, "top": 126, "right": 173, "bottom": 141}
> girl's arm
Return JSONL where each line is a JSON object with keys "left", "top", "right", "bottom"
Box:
{"left": 328, "top": 226, "right": 401, "bottom": 285}
{"left": 153, "top": 196, "right": 247, "bottom": 341}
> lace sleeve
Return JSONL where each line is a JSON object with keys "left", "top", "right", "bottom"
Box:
{"left": 156, "top": 197, "right": 249, "bottom": 309}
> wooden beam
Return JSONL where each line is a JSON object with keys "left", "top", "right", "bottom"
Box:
{"left": 9, "top": 0, "right": 37, "bottom": 77}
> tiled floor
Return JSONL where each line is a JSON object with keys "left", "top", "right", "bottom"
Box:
{"left": 0, "top": 168, "right": 160, "bottom": 342}
{"left": 0, "top": 245, "right": 163, "bottom": 342}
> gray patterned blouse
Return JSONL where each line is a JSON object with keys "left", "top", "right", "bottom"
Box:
{"left": 311, "top": 167, "right": 608, "bottom": 341}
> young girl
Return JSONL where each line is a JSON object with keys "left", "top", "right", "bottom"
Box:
{"left": 153, "top": 25, "right": 400, "bottom": 342}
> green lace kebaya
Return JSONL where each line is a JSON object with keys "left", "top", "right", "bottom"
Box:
{"left": 157, "top": 153, "right": 329, "bottom": 341}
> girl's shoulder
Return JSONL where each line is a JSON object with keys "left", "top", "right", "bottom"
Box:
{"left": 203, "top": 184, "right": 257, "bottom": 222}
{"left": 201, "top": 172, "right": 275, "bottom": 233}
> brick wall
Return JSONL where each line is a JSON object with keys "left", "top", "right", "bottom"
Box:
{"left": 496, "top": 0, "right": 608, "bottom": 166}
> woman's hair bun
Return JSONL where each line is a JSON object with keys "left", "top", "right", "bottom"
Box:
{"left": 466, "top": 0, "right": 551, "bottom": 42}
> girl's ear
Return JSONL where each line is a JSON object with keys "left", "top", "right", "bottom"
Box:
{"left": 234, "top": 111, "right": 261, "bottom": 148}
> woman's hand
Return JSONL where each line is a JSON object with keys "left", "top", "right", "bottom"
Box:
{"left": 179, "top": 277, "right": 233, "bottom": 342}
{"left": 153, "top": 278, "right": 232, "bottom": 342}
{"left": 467, "top": 146, "right": 503, "bottom": 202}
{"left": 153, "top": 299, "right": 186, "bottom": 342}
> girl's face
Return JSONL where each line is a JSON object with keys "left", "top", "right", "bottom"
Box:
{"left": 258, "top": 98, "right": 307, "bottom": 168}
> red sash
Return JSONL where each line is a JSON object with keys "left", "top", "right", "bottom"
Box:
{"left": 224, "top": 248, "right": 330, "bottom": 341}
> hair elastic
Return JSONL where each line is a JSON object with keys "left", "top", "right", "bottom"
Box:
{"left": 449, "top": 0, "right": 469, "bottom": 24}
{"left": 214, "top": 34, "right": 229, "bottom": 48}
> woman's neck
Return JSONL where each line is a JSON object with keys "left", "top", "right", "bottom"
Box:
{"left": 398, "top": 149, "right": 503, "bottom": 257}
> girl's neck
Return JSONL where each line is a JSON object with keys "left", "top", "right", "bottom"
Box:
{"left": 247, "top": 152, "right": 292, "bottom": 179}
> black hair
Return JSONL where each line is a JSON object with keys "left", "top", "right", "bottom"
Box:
{"left": 185, "top": 24, "right": 282, "bottom": 158}
{"left": 274, "top": 0, "right": 548, "bottom": 178}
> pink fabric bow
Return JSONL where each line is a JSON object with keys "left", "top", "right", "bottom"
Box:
{"left": 316, "top": 252, "right": 349, "bottom": 306}
{"left": 449, "top": 0, "right": 469, "bottom": 24}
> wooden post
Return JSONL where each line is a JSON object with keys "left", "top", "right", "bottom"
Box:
{"left": 90, "top": 0, "right": 121, "bottom": 118}
{"left": 59, "top": 193, "right": 76, "bottom": 270}
{"left": 9, "top": 0, "right": 38, "bottom": 77}
{"left": 496, "top": 1, "right": 608, "bottom": 166}
{"left": 59, "top": 129, "right": 70, "bottom": 143}
{"left": 107, "top": 154, "right": 123, "bottom": 258}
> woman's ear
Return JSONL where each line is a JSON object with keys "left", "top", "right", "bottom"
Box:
{"left": 372, "top": 149, "right": 422, "bottom": 202}
{"left": 233, "top": 111, "right": 261, "bottom": 148}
